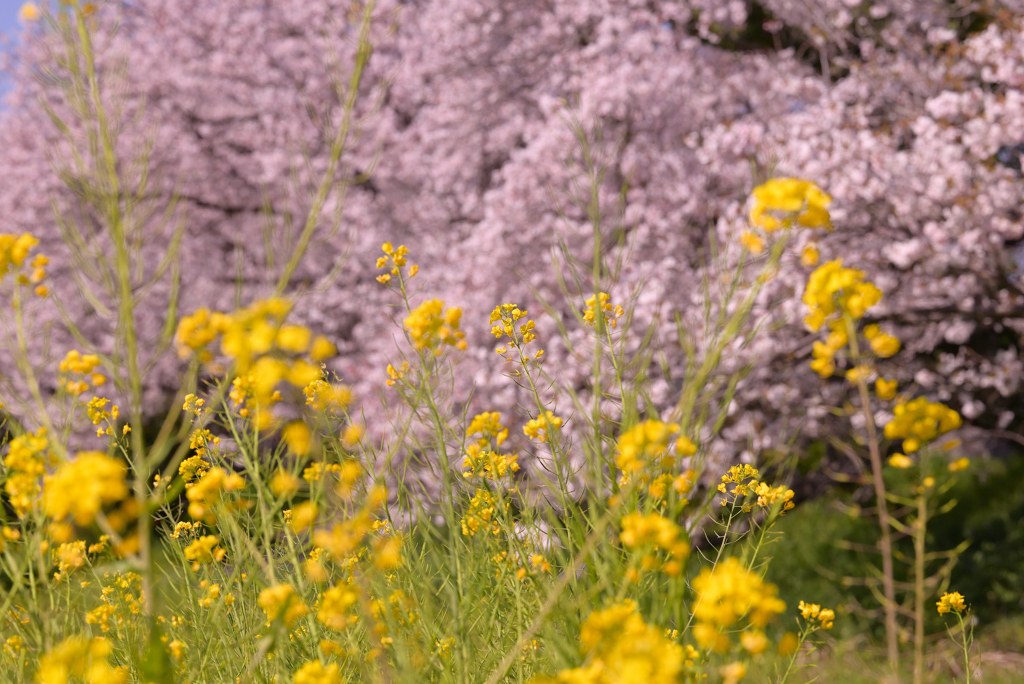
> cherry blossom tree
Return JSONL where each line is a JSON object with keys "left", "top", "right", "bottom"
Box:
{"left": 3, "top": 0, "right": 1024, "bottom": 462}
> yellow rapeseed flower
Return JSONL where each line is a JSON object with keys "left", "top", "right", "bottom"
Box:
{"left": 888, "top": 454, "right": 913, "bottom": 469}
{"left": 691, "top": 558, "right": 786, "bottom": 651}
{"left": 937, "top": 592, "right": 966, "bottom": 615}
{"left": 535, "top": 601, "right": 682, "bottom": 684}
{"left": 35, "top": 636, "right": 126, "bottom": 684}
{"left": 615, "top": 420, "right": 689, "bottom": 474}
{"left": 803, "top": 259, "right": 881, "bottom": 332}
{"left": 582, "top": 292, "right": 624, "bottom": 328}
{"left": 19, "top": 3, "right": 41, "bottom": 23}
{"left": 186, "top": 467, "right": 245, "bottom": 522}
{"left": 282, "top": 421, "right": 312, "bottom": 456}
{"left": 183, "top": 535, "right": 226, "bottom": 567}
{"left": 43, "top": 452, "right": 128, "bottom": 526}
{"left": 801, "top": 244, "right": 820, "bottom": 266}
{"left": 948, "top": 457, "right": 970, "bottom": 472}
{"left": 875, "top": 378, "right": 898, "bottom": 400}
{"left": 884, "top": 397, "right": 961, "bottom": 453}
{"left": 289, "top": 502, "right": 319, "bottom": 533}
{"left": 293, "top": 660, "right": 341, "bottom": 684}
{"left": 404, "top": 299, "right": 467, "bottom": 353}
{"left": 317, "top": 584, "right": 358, "bottom": 631}
{"left": 739, "top": 231, "right": 765, "bottom": 255}
{"left": 3, "top": 428, "right": 50, "bottom": 517}
{"left": 460, "top": 489, "right": 502, "bottom": 537}
{"left": 798, "top": 600, "right": 835, "bottom": 629}
{"left": 524, "top": 411, "right": 562, "bottom": 443}
{"left": 259, "top": 584, "right": 308, "bottom": 628}
{"left": 270, "top": 468, "right": 303, "bottom": 498}
{"left": 720, "top": 662, "right": 748, "bottom": 684}
{"left": 466, "top": 412, "right": 509, "bottom": 447}
{"left": 749, "top": 178, "right": 832, "bottom": 232}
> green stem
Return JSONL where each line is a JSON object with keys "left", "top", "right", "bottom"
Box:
{"left": 914, "top": 489, "right": 928, "bottom": 684}
{"left": 958, "top": 612, "right": 972, "bottom": 684}
{"left": 776, "top": 623, "right": 814, "bottom": 684}
{"left": 847, "top": 314, "right": 899, "bottom": 670}
{"left": 274, "top": 0, "right": 376, "bottom": 295}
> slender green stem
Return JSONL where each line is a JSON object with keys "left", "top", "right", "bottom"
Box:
{"left": 776, "top": 623, "right": 814, "bottom": 684}
{"left": 957, "top": 612, "right": 972, "bottom": 684}
{"left": 913, "top": 489, "right": 928, "bottom": 684}
{"left": 847, "top": 314, "right": 899, "bottom": 670}
{"left": 274, "top": 0, "right": 376, "bottom": 295}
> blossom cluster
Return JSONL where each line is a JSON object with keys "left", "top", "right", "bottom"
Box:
{"left": 691, "top": 558, "right": 787, "bottom": 654}
{"left": 534, "top": 601, "right": 684, "bottom": 684}
{"left": 7, "top": 0, "right": 1024, "bottom": 466}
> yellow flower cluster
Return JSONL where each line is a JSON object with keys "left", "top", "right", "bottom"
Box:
{"left": 466, "top": 411, "right": 509, "bottom": 447}
{"left": 462, "top": 445, "right": 520, "bottom": 482}
{"left": 716, "top": 465, "right": 796, "bottom": 514}
{"left": 875, "top": 378, "right": 898, "bottom": 400}
{"left": 3, "top": 427, "right": 50, "bottom": 517}
{"left": 936, "top": 591, "right": 967, "bottom": 615}
{"left": 86, "top": 398, "right": 122, "bottom": 437}
{"left": 491, "top": 303, "right": 545, "bottom": 364}
{"left": 718, "top": 464, "right": 760, "bottom": 493}
{"left": 461, "top": 412, "right": 520, "bottom": 482}
{"left": 404, "top": 298, "right": 467, "bottom": 353}
{"left": 43, "top": 452, "right": 128, "bottom": 527}
{"left": 582, "top": 292, "right": 624, "bottom": 328}
{"left": 803, "top": 260, "right": 894, "bottom": 378}
{"left": 294, "top": 660, "right": 342, "bottom": 684}
{"left": 619, "top": 513, "right": 689, "bottom": 576}
{"left": 801, "top": 244, "right": 820, "bottom": 266}
{"left": 270, "top": 468, "right": 302, "bottom": 499}
{"left": 375, "top": 242, "right": 416, "bottom": 285}
{"left": 720, "top": 661, "right": 749, "bottom": 684}
{"left": 808, "top": 328, "right": 847, "bottom": 378}
{"left": 864, "top": 324, "right": 900, "bottom": 358}
{"left": 85, "top": 603, "right": 117, "bottom": 633}
{"left": 535, "top": 601, "right": 683, "bottom": 684}
{"left": 54, "top": 540, "right": 87, "bottom": 580}
{"left": 317, "top": 583, "right": 359, "bottom": 630}
{"left": 434, "top": 637, "right": 456, "bottom": 660}
{"left": 187, "top": 427, "right": 220, "bottom": 466}
{"left": 58, "top": 350, "right": 105, "bottom": 396}
{"left": 19, "top": 3, "right": 41, "bottom": 23}
{"left": 259, "top": 583, "right": 309, "bottom": 628}
{"left": 176, "top": 298, "right": 335, "bottom": 429}
{"left": 949, "top": 457, "right": 970, "bottom": 472}
{"left": 312, "top": 485, "right": 398, "bottom": 571}
{"left": 739, "top": 230, "right": 767, "bottom": 255}
{"left": 803, "top": 259, "right": 881, "bottom": 330}
{"left": 754, "top": 482, "right": 796, "bottom": 513}
{"left": 741, "top": 178, "right": 831, "bottom": 255}
{"left": 691, "top": 558, "right": 787, "bottom": 652}
{"left": 288, "top": 502, "right": 319, "bottom": 533}
{"left": 460, "top": 489, "right": 503, "bottom": 537}
{"left": 615, "top": 420, "right": 697, "bottom": 475}
{"left": 183, "top": 535, "right": 226, "bottom": 569}
{"left": 491, "top": 303, "right": 531, "bottom": 342}
{"left": 884, "top": 397, "right": 962, "bottom": 455}
{"left": 197, "top": 581, "right": 232, "bottom": 609}
{"left": 798, "top": 601, "right": 835, "bottom": 629}
{"left": 523, "top": 411, "right": 562, "bottom": 443}
{"left": 35, "top": 636, "right": 126, "bottom": 684}
{"left": 186, "top": 467, "right": 245, "bottom": 523}
{"left": 313, "top": 511, "right": 372, "bottom": 560}
{"left": 303, "top": 378, "right": 353, "bottom": 415}
{"left": 179, "top": 455, "right": 210, "bottom": 485}
{"left": 0, "top": 232, "right": 49, "bottom": 297}
{"left": 749, "top": 178, "right": 832, "bottom": 233}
